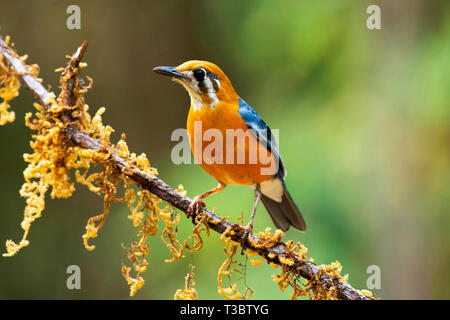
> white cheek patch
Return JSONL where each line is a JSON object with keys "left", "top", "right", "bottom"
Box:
{"left": 185, "top": 85, "right": 203, "bottom": 112}
{"left": 173, "top": 73, "right": 203, "bottom": 112}
{"left": 191, "top": 94, "right": 204, "bottom": 112}
{"left": 203, "top": 77, "right": 219, "bottom": 108}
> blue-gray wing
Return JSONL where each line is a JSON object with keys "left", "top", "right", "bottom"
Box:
{"left": 237, "top": 98, "right": 286, "bottom": 180}
{"left": 238, "top": 98, "right": 306, "bottom": 231}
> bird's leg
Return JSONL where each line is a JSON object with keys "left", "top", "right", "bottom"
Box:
{"left": 188, "top": 182, "right": 227, "bottom": 219}
{"left": 242, "top": 185, "right": 262, "bottom": 243}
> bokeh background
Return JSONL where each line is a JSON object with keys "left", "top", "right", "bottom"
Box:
{"left": 0, "top": 0, "right": 448, "bottom": 299}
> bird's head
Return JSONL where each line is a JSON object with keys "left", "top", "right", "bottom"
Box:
{"left": 153, "top": 60, "right": 238, "bottom": 108}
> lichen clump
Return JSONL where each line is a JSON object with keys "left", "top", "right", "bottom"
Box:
{"left": 216, "top": 226, "right": 253, "bottom": 300}
{"left": 0, "top": 41, "right": 182, "bottom": 296}
{"left": 2, "top": 58, "right": 113, "bottom": 257}
{"left": 271, "top": 239, "right": 350, "bottom": 300}
{"left": 174, "top": 266, "right": 198, "bottom": 300}
{"left": 0, "top": 36, "right": 21, "bottom": 125}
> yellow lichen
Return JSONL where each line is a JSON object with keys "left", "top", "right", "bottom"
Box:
{"left": 120, "top": 187, "right": 159, "bottom": 296}
{"left": 245, "top": 248, "right": 259, "bottom": 256}
{"left": 82, "top": 220, "right": 98, "bottom": 251}
{"left": 121, "top": 263, "right": 145, "bottom": 297}
{"left": 80, "top": 160, "right": 120, "bottom": 251}
{"left": 1, "top": 47, "right": 123, "bottom": 257}
{"left": 183, "top": 208, "right": 212, "bottom": 253}
{"left": 249, "top": 255, "right": 265, "bottom": 266}
{"left": 249, "top": 227, "right": 283, "bottom": 248}
{"left": 269, "top": 262, "right": 279, "bottom": 269}
{"left": 217, "top": 243, "right": 244, "bottom": 300}
{"left": 360, "top": 289, "right": 374, "bottom": 298}
{"left": 219, "top": 226, "right": 241, "bottom": 247}
{"left": 3, "top": 98, "right": 79, "bottom": 256}
{"left": 174, "top": 266, "right": 198, "bottom": 300}
{"left": 279, "top": 256, "right": 295, "bottom": 266}
{"left": 0, "top": 36, "right": 38, "bottom": 125}
{"left": 160, "top": 204, "right": 184, "bottom": 263}
{"left": 0, "top": 70, "right": 19, "bottom": 125}
{"left": 216, "top": 226, "right": 253, "bottom": 300}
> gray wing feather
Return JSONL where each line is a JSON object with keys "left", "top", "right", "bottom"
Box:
{"left": 261, "top": 188, "right": 307, "bottom": 231}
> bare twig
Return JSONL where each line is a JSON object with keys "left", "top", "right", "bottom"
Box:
{"left": 0, "top": 37, "right": 371, "bottom": 300}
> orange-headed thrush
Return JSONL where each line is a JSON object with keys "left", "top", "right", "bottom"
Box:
{"left": 154, "top": 61, "right": 306, "bottom": 235}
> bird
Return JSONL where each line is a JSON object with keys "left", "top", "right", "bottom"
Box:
{"left": 153, "top": 61, "right": 306, "bottom": 237}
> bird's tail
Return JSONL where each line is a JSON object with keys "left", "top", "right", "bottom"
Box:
{"left": 261, "top": 187, "right": 306, "bottom": 232}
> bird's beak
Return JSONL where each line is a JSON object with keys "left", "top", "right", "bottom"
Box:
{"left": 153, "top": 66, "right": 190, "bottom": 80}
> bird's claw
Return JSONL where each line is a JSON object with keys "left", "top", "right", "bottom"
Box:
{"left": 240, "top": 224, "right": 253, "bottom": 253}
{"left": 187, "top": 196, "right": 206, "bottom": 222}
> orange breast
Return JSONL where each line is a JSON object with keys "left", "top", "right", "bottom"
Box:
{"left": 187, "top": 101, "right": 276, "bottom": 186}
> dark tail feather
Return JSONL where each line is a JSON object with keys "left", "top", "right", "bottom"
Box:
{"left": 261, "top": 188, "right": 306, "bottom": 232}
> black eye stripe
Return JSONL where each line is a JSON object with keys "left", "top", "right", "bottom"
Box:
{"left": 211, "top": 77, "right": 219, "bottom": 91}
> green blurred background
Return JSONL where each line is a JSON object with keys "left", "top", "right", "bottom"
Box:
{"left": 0, "top": 0, "right": 448, "bottom": 299}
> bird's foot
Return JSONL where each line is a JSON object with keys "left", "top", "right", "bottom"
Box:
{"left": 187, "top": 196, "right": 206, "bottom": 222}
{"left": 240, "top": 223, "right": 254, "bottom": 253}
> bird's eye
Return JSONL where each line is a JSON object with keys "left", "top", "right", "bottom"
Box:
{"left": 193, "top": 68, "right": 206, "bottom": 82}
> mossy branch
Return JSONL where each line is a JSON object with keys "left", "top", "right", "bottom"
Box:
{"left": 0, "top": 36, "right": 373, "bottom": 300}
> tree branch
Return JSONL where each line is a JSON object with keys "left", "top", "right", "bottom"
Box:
{"left": 0, "top": 36, "right": 372, "bottom": 300}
